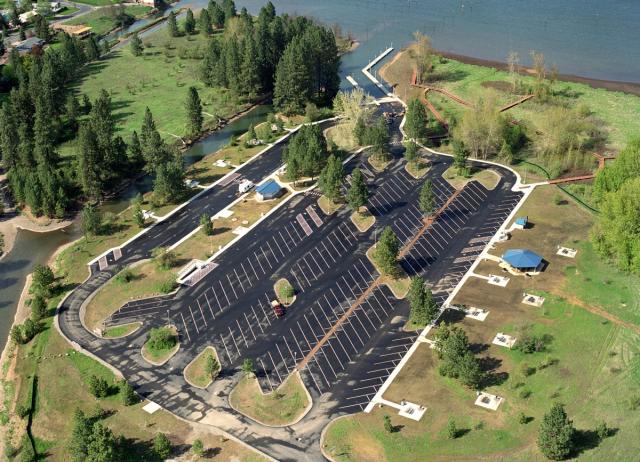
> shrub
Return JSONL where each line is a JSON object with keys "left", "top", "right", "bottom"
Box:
{"left": 383, "top": 414, "right": 393, "bottom": 433}
{"left": 15, "top": 404, "right": 30, "bottom": 419}
{"left": 241, "top": 358, "right": 254, "bottom": 375}
{"left": 516, "top": 333, "right": 550, "bottom": 354}
{"left": 192, "top": 439, "right": 204, "bottom": 457}
{"left": 152, "top": 247, "right": 178, "bottom": 270}
{"left": 153, "top": 433, "right": 171, "bottom": 459}
{"left": 278, "top": 281, "right": 295, "bottom": 302}
{"left": 517, "top": 411, "right": 528, "bottom": 424}
{"left": 595, "top": 421, "right": 610, "bottom": 440}
{"left": 147, "top": 327, "right": 176, "bottom": 351}
{"left": 521, "top": 363, "right": 536, "bottom": 377}
{"left": 120, "top": 380, "right": 138, "bottom": 406}
{"left": 114, "top": 268, "right": 136, "bottom": 284}
{"left": 446, "top": 419, "right": 458, "bottom": 439}
{"left": 30, "top": 295, "right": 47, "bottom": 321}
{"left": 156, "top": 277, "right": 177, "bottom": 294}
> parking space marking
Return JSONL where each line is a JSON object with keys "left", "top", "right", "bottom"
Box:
{"left": 306, "top": 205, "right": 323, "bottom": 227}
{"left": 180, "top": 313, "right": 191, "bottom": 342}
{"left": 196, "top": 299, "right": 208, "bottom": 326}
{"left": 228, "top": 327, "right": 242, "bottom": 357}
{"left": 258, "top": 358, "right": 274, "bottom": 391}
{"left": 226, "top": 274, "right": 239, "bottom": 299}
{"left": 188, "top": 306, "right": 200, "bottom": 334}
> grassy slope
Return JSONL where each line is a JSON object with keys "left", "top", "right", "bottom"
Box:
{"left": 67, "top": 5, "right": 152, "bottom": 36}
{"left": 66, "top": 30, "right": 250, "bottom": 147}
{"left": 382, "top": 46, "right": 640, "bottom": 152}
{"left": 323, "top": 185, "right": 640, "bottom": 461}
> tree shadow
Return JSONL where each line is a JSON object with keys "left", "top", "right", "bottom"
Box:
{"left": 428, "top": 68, "right": 469, "bottom": 83}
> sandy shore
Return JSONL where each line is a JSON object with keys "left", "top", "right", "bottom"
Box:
{"left": 0, "top": 214, "right": 74, "bottom": 261}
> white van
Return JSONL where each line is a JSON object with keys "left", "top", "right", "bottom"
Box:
{"left": 238, "top": 179, "right": 255, "bottom": 194}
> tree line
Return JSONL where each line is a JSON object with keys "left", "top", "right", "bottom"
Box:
{"left": 199, "top": 1, "right": 340, "bottom": 115}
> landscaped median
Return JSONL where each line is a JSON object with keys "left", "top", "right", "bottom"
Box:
{"left": 184, "top": 346, "right": 221, "bottom": 389}
{"left": 141, "top": 325, "right": 180, "bottom": 366}
{"left": 443, "top": 165, "right": 500, "bottom": 190}
{"left": 350, "top": 208, "right": 375, "bottom": 232}
{"left": 102, "top": 321, "right": 142, "bottom": 339}
{"left": 274, "top": 278, "right": 296, "bottom": 306}
{"left": 229, "top": 371, "right": 312, "bottom": 427}
{"left": 365, "top": 246, "right": 410, "bottom": 299}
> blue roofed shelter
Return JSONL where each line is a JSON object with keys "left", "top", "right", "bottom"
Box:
{"left": 255, "top": 180, "right": 282, "bottom": 200}
{"left": 501, "top": 249, "right": 543, "bottom": 272}
{"left": 514, "top": 216, "right": 528, "bottom": 229}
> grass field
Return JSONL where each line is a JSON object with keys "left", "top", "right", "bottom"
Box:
{"left": 184, "top": 346, "right": 219, "bottom": 388}
{"left": 229, "top": 372, "right": 310, "bottom": 426}
{"left": 85, "top": 260, "right": 178, "bottom": 332}
{"left": 318, "top": 195, "right": 343, "bottom": 215}
{"left": 68, "top": 29, "right": 254, "bottom": 145}
{"left": 103, "top": 321, "right": 141, "bottom": 338}
{"left": 67, "top": 5, "right": 152, "bottom": 36}
{"left": 323, "top": 183, "right": 640, "bottom": 461}
{"left": 382, "top": 46, "right": 640, "bottom": 153}
{"left": 6, "top": 319, "right": 262, "bottom": 461}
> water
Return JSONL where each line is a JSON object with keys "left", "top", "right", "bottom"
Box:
{"left": 0, "top": 105, "right": 271, "bottom": 347}
{"left": 3, "top": 0, "right": 638, "bottom": 346}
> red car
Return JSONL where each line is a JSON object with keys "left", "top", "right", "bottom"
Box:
{"left": 271, "top": 300, "right": 285, "bottom": 317}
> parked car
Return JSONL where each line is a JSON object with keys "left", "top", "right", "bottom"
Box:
{"left": 271, "top": 300, "right": 285, "bottom": 317}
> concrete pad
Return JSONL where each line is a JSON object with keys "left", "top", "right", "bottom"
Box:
{"left": 142, "top": 401, "right": 161, "bottom": 414}
{"left": 557, "top": 246, "right": 577, "bottom": 258}
{"left": 217, "top": 209, "right": 234, "bottom": 218}
{"left": 488, "top": 274, "right": 509, "bottom": 287}
{"left": 398, "top": 401, "right": 427, "bottom": 421}
{"left": 232, "top": 226, "right": 249, "bottom": 236}
{"left": 465, "top": 307, "right": 489, "bottom": 321}
{"left": 492, "top": 332, "right": 516, "bottom": 349}
{"left": 214, "top": 159, "right": 228, "bottom": 167}
{"left": 474, "top": 392, "right": 504, "bottom": 411}
{"left": 522, "top": 293, "right": 545, "bottom": 307}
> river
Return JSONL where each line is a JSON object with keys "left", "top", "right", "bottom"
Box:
{"left": 0, "top": 105, "right": 271, "bottom": 347}
{"left": 2, "top": 0, "right": 638, "bottom": 347}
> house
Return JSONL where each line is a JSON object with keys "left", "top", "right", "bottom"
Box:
{"left": 255, "top": 180, "right": 283, "bottom": 201}
{"left": 18, "top": 10, "right": 35, "bottom": 23}
{"left": 13, "top": 36, "right": 45, "bottom": 55}
{"left": 501, "top": 249, "right": 543, "bottom": 273}
{"left": 137, "top": 0, "right": 158, "bottom": 7}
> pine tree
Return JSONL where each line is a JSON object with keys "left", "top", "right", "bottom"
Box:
{"left": 85, "top": 36, "right": 100, "bottom": 61}
{"left": 404, "top": 140, "right": 419, "bottom": 165}
{"left": 405, "top": 98, "right": 428, "bottom": 141}
{"left": 0, "top": 103, "right": 19, "bottom": 169}
{"left": 240, "top": 35, "right": 261, "bottom": 98}
{"left": 78, "top": 124, "right": 102, "bottom": 201}
{"left": 82, "top": 203, "right": 101, "bottom": 238}
{"left": 205, "top": 353, "right": 220, "bottom": 379}
{"left": 198, "top": 9, "right": 213, "bottom": 35}
{"left": 130, "top": 32, "right": 143, "bottom": 56}
{"left": 453, "top": 139, "right": 468, "bottom": 175}
{"left": 419, "top": 179, "right": 436, "bottom": 215}
{"left": 185, "top": 87, "right": 203, "bottom": 137}
{"left": 346, "top": 168, "right": 368, "bottom": 212}
{"left": 537, "top": 404, "right": 576, "bottom": 460}
{"left": 166, "top": 11, "right": 179, "bottom": 37}
{"left": 140, "top": 107, "right": 170, "bottom": 173}
{"left": 120, "top": 380, "right": 137, "bottom": 406}
{"left": 221, "top": 0, "right": 236, "bottom": 23}
{"left": 273, "top": 37, "right": 312, "bottom": 115}
{"left": 153, "top": 433, "right": 171, "bottom": 459}
{"left": 128, "top": 131, "right": 144, "bottom": 168}
{"left": 184, "top": 9, "right": 196, "bottom": 35}
{"left": 192, "top": 439, "right": 204, "bottom": 457}
{"left": 153, "top": 159, "right": 185, "bottom": 205}
{"left": 368, "top": 116, "right": 390, "bottom": 159}
{"left": 86, "top": 422, "right": 119, "bottom": 462}
{"left": 200, "top": 213, "right": 213, "bottom": 235}
{"left": 208, "top": 0, "right": 224, "bottom": 28}
{"left": 224, "top": 36, "right": 241, "bottom": 93}
{"left": 68, "top": 409, "right": 91, "bottom": 462}
{"left": 318, "top": 154, "right": 344, "bottom": 202}
{"left": 374, "top": 226, "right": 400, "bottom": 275}
{"left": 408, "top": 276, "right": 427, "bottom": 324}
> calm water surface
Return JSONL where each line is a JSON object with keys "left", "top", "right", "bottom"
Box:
{"left": 2, "top": 0, "right": 638, "bottom": 346}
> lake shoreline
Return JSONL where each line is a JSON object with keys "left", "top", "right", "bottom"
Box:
{"left": 438, "top": 50, "right": 640, "bottom": 97}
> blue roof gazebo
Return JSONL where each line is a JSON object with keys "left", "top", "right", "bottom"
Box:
{"left": 514, "top": 216, "right": 528, "bottom": 228}
{"left": 501, "top": 249, "right": 543, "bottom": 271}
{"left": 255, "top": 180, "right": 282, "bottom": 200}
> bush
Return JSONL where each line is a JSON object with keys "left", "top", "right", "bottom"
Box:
{"left": 515, "top": 333, "right": 550, "bottom": 354}
{"left": 15, "top": 404, "right": 30, "bottom": 419}
{"left": 152, "top": 247, "right": 178, "bottom": 270}
{"left": 517, "top": 411, "right": 528, "bottom": 424}
{"left": 120, "top": 380, "right": 138, "bottom": 406}
{"left": 30, "top": 295, "right": 48, "bottom": 321}
{"left": 147, "top": 327, "right": 177, "bottom": 351}
{"left": 278, "top": 280, "right": 295, "bottom": 302}
{"left": 114, "top": 268, "right": 136, "bottom": 284}
{"left": 154, "top": 433, "right": 171, "bottom": 459}
{"left": 88, "top": 375, "right": 110, "bottom": 398}
{"left": 446, "top": 419, "right": 458, "bottom": 439}
{"left": 192, "top": 439, "right": 204, "bottom": 456}
{"left": 595, "top": 421, "right": 610, "bottom": 440}
{"left": 156, "top": 277, "right": 177, "bottom": 294}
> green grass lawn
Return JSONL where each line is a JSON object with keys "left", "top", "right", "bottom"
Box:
{"left": 68, "top": 29, "right": 254, "bottom": 144}
{"left": 67, "top": 5, "right": 152, "bottom": 36}
{"left": 230, "top": 372, "right": 310, "bottom": 426}
{"left": 67, "top": 0, "right": 120, "bottom": 6}
{"left": 184, "top": 346, "right": 219, "bottom": 388}
{"left": 103, "top": 322, "right": 141, "bottom": 338}
{"left": 566, "top": 242, "right": 640, "bottom": 326}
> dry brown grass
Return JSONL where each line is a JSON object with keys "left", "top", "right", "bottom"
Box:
{"left": 318, "top": 195, "right": 343, "bottom": 215}
{"left": 229, "top": 372, "right": 310, "bottom": 426}
{"left": 350, "top": 210, "right": 375, "bottom": 232}
{"left": 443, "top": 166, "right": 500, "bottom": 190}
{"left": 405, "top": 160, "right": 430, "bottom": 179}
{"left": 184, "top": 346, "right": 220, "bottom": 388}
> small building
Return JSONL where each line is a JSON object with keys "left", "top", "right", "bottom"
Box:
{"left": 137, "top": 0, "right": 158, "bottom": 7}
{"left": 18, "top": 10, "right": 35, "bottom": 23}
{"left": 255, "top": 180, "right": 282, "bottom": 201}
{"left": 52, "top": 23, "right": 92, "bottom": 38}
{"left": 13, "top": 36, "right": 45, "bottom": 55}
{"left": 513, "top": 216, "right": 528, "bottom": 230}
{"left": 501, "top": 249, "right": 543, "bottom": 273}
